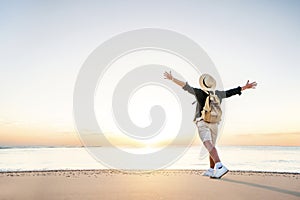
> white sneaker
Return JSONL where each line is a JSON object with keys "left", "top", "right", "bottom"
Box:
{"left": 211, "top": 165, "right": 229, "bottom": 179}
{"left": 202, "top": 168, "right": 214, "bottom": 177}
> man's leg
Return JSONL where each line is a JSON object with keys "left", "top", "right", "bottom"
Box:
{"left": 196, "top": 120, "right": 227, "bottom": 178}
{"left": 203, "top": 140, "right": 220, "bottom": 163}
{"left": 209, "top": 156, "right": 215, "bottom": 169}
{"left": 202, "top": 155, "right": 214, "bottom": 177}
{"left": 203, "top": 140, "right": 228, "bottom": 178}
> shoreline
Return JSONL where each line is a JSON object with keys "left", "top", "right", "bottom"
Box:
{"left": 1, "top": 169, "right": 299, "bottom": 200}
{"left": 1, "top": 169, "right": 300, "bottom": 175}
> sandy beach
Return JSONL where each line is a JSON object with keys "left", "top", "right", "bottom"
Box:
{"left": 0, "top": 170, "right": 299, "bottom": 200}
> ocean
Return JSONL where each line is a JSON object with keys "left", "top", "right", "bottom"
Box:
{"left": 0, "top": 146, "right": 299, "bottom": 173}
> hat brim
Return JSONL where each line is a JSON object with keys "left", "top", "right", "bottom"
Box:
{"left": 199, "top": 74, "right": 216, "bottom": 91}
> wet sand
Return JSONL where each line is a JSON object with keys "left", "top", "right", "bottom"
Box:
{"left": 0, "top": 170, "right": 299, "bottom": 200}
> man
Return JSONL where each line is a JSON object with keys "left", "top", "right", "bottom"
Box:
{"left": 163, "top": 71, "right": 257, "bottom": 178}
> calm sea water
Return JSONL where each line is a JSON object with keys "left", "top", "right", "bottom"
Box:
{"left": 0, "top": 146, "right": 299, "bottom": 173}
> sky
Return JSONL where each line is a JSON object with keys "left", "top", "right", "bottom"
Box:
{"left": 0, "top": 0, "right": 300, "bottom": 146}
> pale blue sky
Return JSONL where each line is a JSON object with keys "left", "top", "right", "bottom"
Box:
{"left": 0, "top": 0, "right": 300, "bottom": 143}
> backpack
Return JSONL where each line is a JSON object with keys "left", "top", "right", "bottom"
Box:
{"left": 201, "top": 91, "right": 222, "bottom": 123}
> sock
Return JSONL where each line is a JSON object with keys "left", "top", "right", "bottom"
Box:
{"left": 208, "top": 168, "right": 214, "bottom": 172}
{"left": 215, "top": 162, "right": 223, "bottom": 169}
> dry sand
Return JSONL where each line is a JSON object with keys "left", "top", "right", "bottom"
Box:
{"left": 0, "top": 170, "right": 299, "bottom": 200}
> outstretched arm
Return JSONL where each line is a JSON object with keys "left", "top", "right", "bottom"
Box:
{"left": 163, "top": 70, "right": 195, "bottom": 95}
{"left": 217, "top": 80, "right": 257, "bottom": 99}
{"left": 163, "top": 71, "right": 186, "bottom": 87}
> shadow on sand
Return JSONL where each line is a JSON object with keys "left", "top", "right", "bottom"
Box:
{"left": 221, "top": 178, "right": 300, "bottom": 198}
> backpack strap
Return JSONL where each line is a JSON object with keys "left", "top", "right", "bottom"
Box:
{"left": 203, "top": 95, "right": 211, "bottom": 112}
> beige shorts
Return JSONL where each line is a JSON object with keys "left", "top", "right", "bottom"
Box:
{"left": 195, "top": 120, "right": 219, "bottom": 145}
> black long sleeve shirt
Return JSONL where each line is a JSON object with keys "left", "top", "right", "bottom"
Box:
{"left": 182, "top": 82, "right": 242, "bottom": 122}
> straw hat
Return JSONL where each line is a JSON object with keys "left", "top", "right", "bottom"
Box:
{"left": 199, "top": 74, "right": 216, "bottom": 91}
